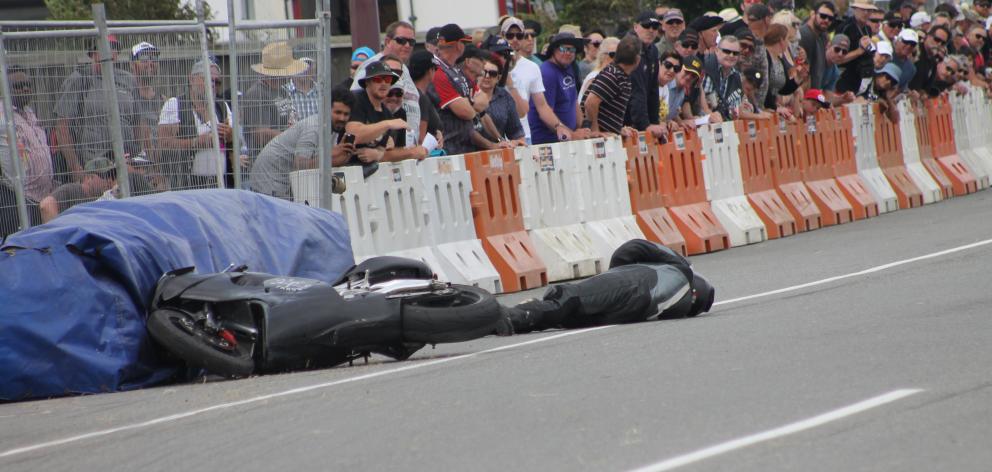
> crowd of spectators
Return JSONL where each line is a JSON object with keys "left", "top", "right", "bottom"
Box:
{"left": 4, "top": 0, "right": 992, "bottom": 233}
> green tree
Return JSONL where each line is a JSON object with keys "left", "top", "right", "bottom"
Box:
{"left": 45, "top": 0, "right": 207, "bottom": 20}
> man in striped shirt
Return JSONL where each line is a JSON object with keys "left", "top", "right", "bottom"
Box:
{"left": 285, "top": 57, "right": 320, "bottom": 120}
{"left": 581, "top": 36, "right": 641, "bottom": 135}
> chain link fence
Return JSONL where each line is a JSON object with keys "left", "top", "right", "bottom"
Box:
{"left": 0, "top": 10, "right": 332, "bottom": 238}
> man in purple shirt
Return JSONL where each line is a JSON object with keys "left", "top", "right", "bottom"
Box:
{"left": 528, "top": 33, "right": 587, "bottom": 144}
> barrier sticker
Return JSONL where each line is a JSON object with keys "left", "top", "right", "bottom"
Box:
{"left": 392, "top": 167, "right": 402, "bottom": 182}
{"left": 489, "top": 153, "right": 504, "bottom": 170}
{"left": 862, "top": 103, "right": 870, "bottom": 121}
{"left": 715, "top": 126, "right": 724, "bottom": 144}
{"left": 538, "top": 146, "right": 555, "bottom": 171}
{"left": 674, "top": 131, "right": 686, "bottom": 150}
{"left": 806, "top": 116, "right": 817, "bottom": 133}
{"left": 747, "top": 121, "right": 757, "bottom": 139}
{"left": 834, "top": 108, "right": 842, "bottom": 120}
{"left": 638, "top": 134, "right": 648, "bottom": 154}
{"left": 779, "top": 119, "right": 787, "bottom": 134}
{"left": 437, "top": 157, "right": 453, "bottom": 174}
{"left": 594, "top": 140, "right": 606, "bottom": 159}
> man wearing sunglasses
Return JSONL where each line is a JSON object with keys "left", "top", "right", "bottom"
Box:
{"left": 0, "top": 66, "right": 55, "bottom": 205}
{"left": 351, "top": 21, "right": 421, "bottom": 149}
{"left": 892, "top": 29, "right": 919, "bottom": 91}
{"left": 909, "top": 24, "right": 951, "bottom": 94}
{"left": 879, "top": 11, "right": 903, "bottom": 42}
{"left": 503, "top": 17, "right": 560, "bottom": 144}
{"left": 626, "top": 12, "right": 664, "bottom": 139}
{"left": 528, "top": 32, "right": 589, "bottom": 144}
{"left": 345, "top": 61, "right": 408, "bottom": 166}
{"left": 657, "top": 9, "right": 686, "bottom": 56}
{"left": 703, "top": 36, "right": 745, "bottom": 120}
{"left": 674, "top": 29, "right": 701, "bottom": 59}
{"left": 799, "top": 1, "right": 839, "bottom": 89}
{"left": 129, "top": 42, "right": 167, "bottom": 169}
{"left": 834, "top": 0, "right": 884, "bottom": 94}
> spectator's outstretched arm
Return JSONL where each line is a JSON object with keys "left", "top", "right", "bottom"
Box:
{"left": 444, "top": 97, "right": 477, "bottom": 121}
{"left": 344, "top": 119, "right": 408, "bottom": 145}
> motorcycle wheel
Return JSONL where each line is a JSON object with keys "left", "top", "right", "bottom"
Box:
{"left": 402, "top": 284, "right": 502, "bottom": 343}
{"left": 147, "top": 308, "right": 256, "bottom": 378}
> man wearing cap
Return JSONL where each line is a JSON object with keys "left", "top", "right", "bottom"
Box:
{"left": 581, "top": 36, "right": 640, "bottom": 136}
{"left": 801, "top": 88, "right": 831, "bottom": 117}
{"left": 351, "top": 21, "right": 422, "bottom": 147}
{"left": 879, "top": 11, "right": 904, "bottom": 42}
{"left": 346, "top": 61, "right": 410, "bottom": 163}
{"left": 157, "top": 60, "right": 236, "bottom": 189}
{"left": 834, "top": 0, "right": 883, "bottom": 94}
{"left": 429, "top": 24, "right": 500, "bottom": 154}
{"left": 910, "top": 12, "right": 932, "bottom": 32}
{"left": 243, "top": 41, "right": 304, "bottom": 160}
{"left": 689, "top": 14, "right": 725, "bottom": 55}
{"left": 800, "top": 1, "right": 839, "bottom": 89}
{"left": 0, "top": 66, "right": 55, "bottom": 204}
{"left": 285, "top": 57, "right": 319, "bottom": 120}
{"left": 130, "top": 42, "right": 166, "bottom": 165}
{"left": 626, "top": 12, "right": 663, "bottom": 137}
{"left": 657, "top": 9, "right": 686, "bottom": 56}
{"left": 737, "top": 15, "right": 770, "bottom": 111}
{"left": 672, "top": 55, "right": 721, "bottom": 127}
{"left": 892, "top": 29, "right": 919, "bottom": 91}
{"left": 55, "top": 34, "right": 139, "bottom": 182}
{"left": 503, "top": 17, "right": 564, "bottom": 144}
{"left": 39, "top": 158, "right": 117, "bottom": 223}
{"left": 529, "top": 32, "right": 588, "bottom": 144}
{"left": 674, "top": 29, "right": 701, "bottom": 59}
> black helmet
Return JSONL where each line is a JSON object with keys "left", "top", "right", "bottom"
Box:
{"left": 688, "top": 273, "right": 715, "bottom": 317}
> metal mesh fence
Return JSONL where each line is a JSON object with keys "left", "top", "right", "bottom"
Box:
{"left": 0, "top": 18, "right": 327, "bottom": 236}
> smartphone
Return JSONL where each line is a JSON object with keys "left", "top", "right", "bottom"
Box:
{"left": 342, "top": 133, "right": 356, "bottom": 145}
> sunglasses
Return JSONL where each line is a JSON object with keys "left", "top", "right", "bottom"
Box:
{"left": 818, "top": 12, "right": 836, "bottom": 22}
{"left": 391, "top": 36, "right": 416, "bottom": 46}
{"left": 833, "top": 46, "right": 849, "bottom": 54}
{"left": 665, "top": 19, "right": 684, "bottom": 25}
{"left": 387, "top": 89, "right": 404, "bottom": 97}
{"left": 483, "top": 69, "right": 500, "bottom": 77}
{"left": 369, "top": 75, "right": 397, "bottom": 85}
{"left": 944, "top": 66, "right": 959, "bottom": 75}
{"left": 11, "top": 80, "right": 32, "bottom": 89}
{"left": 661, "top": 60, "right": 682, "bottom": 72}
{"left": 607, "top": 51, "right": 616, "bottom": 58}
{"left": 680, "top": 41, "right": 699, "bottom": 49}
{"left": 135, "top": 53, "right": 159, "bottom": 61}
{"left": 640, "top": 21, "right": 661, "bottom": 30}
{"left": 931, "top": 36, "right": 947, "bottom": 46}
{"left": 886, "top": 21, "right": 903, "bottom": 28}
{"left": 557, "top": 45, "right": 577, "bottom": 54}
{"left": 504, "top": 32, "right": 535, "bottom": 40}
{"left": 720, "top": 48, "right": 741, "bottom": 56}
{"left": 868, "top": 18, "right": 883, "bottom": 24}
{"left": 740, "top": 43, "right": 754, "bottom": 51}
{"left": 589, "top": 40, "right": 602, "bottom": 47}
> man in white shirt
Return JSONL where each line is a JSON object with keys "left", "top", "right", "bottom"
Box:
{"left": 502, "top": 16, "right": 567, "bottom": 143}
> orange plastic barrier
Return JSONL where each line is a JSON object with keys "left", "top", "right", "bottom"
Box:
{"left": 465, "top": 149, "right": 548, "bottom": 293}
{"left": 924, "top": 97, "right": 978, "bottom": 196}
{"left": 796, "top": 111, "right": 854, "bottom": 226}
{"left": 656, "top": 130, "right": 729, "bottom": 255}
{"left": 623, "top": 133, "right": 687, "bottom": 256}
{"left": 825, "top": 107, "right": 879, "bottom": 219}
{"left": 735, "top": 120, "right": 796, "bottom": 239}
{"left": 872, "top": 104, "right": 924, "bottom": 209}
{"left": 913, "top": 102, "right": 954, "bottom": 199}
{"left": 766, "top": 118, "right": 822, "bottom": 231}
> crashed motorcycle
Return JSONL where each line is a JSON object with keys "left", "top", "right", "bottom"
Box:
{"left": 147, "top": 257, "right": 503, "bottom": 378}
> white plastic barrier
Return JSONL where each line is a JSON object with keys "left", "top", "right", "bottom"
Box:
{"left": 949, "top": 91, "right": 991, "bottom": 189}
{"left": 291, "top": 166, "right": 378, "bottom": 259}
{"left": 698, "top": 121, "right": 766, "bottom": 246}
{"left": 848, "top": 104, "right": 899, "bottom": 213}
{"left": 897, "top": 101, "right": 944, "bottom": 204}
{"left": 957, "top": 90, "right": 992, "bottom": 186}
{"left": 417, "top": 155, "right": 502, "bottom": 293}
{"left": 567, "top": 137, "right": 646, "bottom": 265}
{"left": 517, "top": 142, "right": 602, "bottom": 282}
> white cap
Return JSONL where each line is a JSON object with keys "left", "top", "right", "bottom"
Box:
{"left": 501, "top": 16, "right": 525, "bottom": 34}
{"left": 897, "top": 28, "right": 919, "bottom": 43}
{"left": 910, "top": 11, "right": 931, "bottom": 29}
{"left": 131, "top": 41, "right": 158, "bottom": 59}
{"left": 876, "top": 40, "right": 893, "bottom": 56}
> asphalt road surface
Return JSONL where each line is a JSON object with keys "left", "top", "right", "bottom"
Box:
{"left": 3, "top": 190, "right": 992, "bottom": 472}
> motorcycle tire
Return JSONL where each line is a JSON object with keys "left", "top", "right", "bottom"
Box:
{"left": 147, "top": 308, "right": 256, "bottom": 378}
{"left": 402, "top": 284, "right": 503, "bottom": 343}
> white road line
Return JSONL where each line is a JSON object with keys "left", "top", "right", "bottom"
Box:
{"left": 0, "top": 326, "right": 611, "bottom": 460}
{"left": 627, "top": 388, "right": 923, "bottom": 472}
{"left": 713, "top": 237, "right": 992, "bottom": 307}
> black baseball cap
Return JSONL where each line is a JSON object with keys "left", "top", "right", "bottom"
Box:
{"left": 438, "top": 23, "right": 472, "bottom": 44}
{"left": 636, "top": 11, "right": 660, "bottom": 24}
{"left": 426, "top": 27, "right": 442, "bottom": 45}
{"left": 746, "top": 3, "right": 772, "bottom": 20}
{"left": 689, "top": 15, "right": 724, "bottom": 32}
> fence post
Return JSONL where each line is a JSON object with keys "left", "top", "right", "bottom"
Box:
{"left": 318, "top": 0, "right": 334, "bottom": 210}
{"left": 226, "top": 0, "right": 243, "bottom": 189}
{"left": 0, "top": 30, "right": 31, "bottom": 231}
{"left": 195, "top": 0, "right": 225, "bottom": 188}
{"left": 92, "top": 4, "right": 132, "bottom": 198}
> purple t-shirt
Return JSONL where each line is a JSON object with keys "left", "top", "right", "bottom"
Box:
{"left": 527, "top": 60, "right": 578, "bottom": 145}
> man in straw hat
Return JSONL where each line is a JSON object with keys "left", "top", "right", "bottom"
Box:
{"left": 243, "top": 41, "right": 306, "bottom": 160}
{"left": 834, "top": 0, "right": 884, "bottom": 93}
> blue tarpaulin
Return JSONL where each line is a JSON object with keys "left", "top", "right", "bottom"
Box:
{"left": 0, "top": 190, "right": 354, "bottom": 401}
